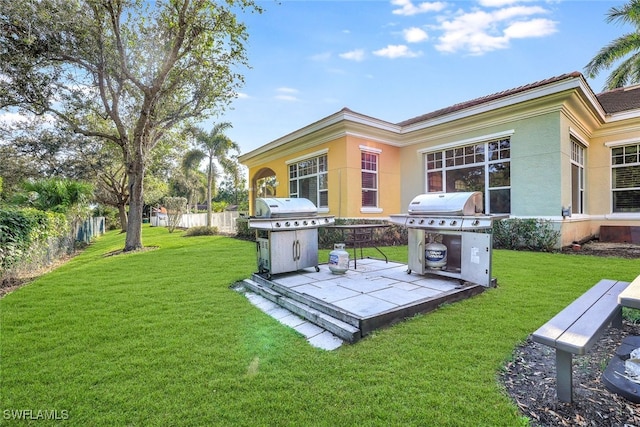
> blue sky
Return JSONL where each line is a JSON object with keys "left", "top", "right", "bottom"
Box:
{"left": 216, "top": 0, "right": 632, "bottom": 155}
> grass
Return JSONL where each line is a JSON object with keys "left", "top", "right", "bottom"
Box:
{"left": 1, "top": 226, "right": 638, "bottom": 426}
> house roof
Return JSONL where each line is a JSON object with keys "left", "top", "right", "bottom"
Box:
{"left": 397, "top": 72, "right": 585, "bottom": 127}
{"left": 596, "top": 84, "right": 640, "bottom": 114}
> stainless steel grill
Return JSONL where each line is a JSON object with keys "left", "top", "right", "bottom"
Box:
{"left": 390, "top": 192, "right": 492, "bottom": 231}
{"left": 249, "top": 198, "right": 335, "bottom": 278}
{"left": 390, "top": 192, "right": 499, "bottom": 287}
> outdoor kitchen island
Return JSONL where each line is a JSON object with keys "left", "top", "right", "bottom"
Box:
{"left": 239, "top": 192, "right": 501, "bottom": 346}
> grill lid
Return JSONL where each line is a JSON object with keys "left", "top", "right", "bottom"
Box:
{"left": 407, "top": 192, "right": 483, "bottom": 216}
{"left": 254, "top": 197, "right": 318, "bottom": 218}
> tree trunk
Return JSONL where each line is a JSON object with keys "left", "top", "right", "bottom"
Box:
{"left": 207, "top": 156, "right": 213, "bottom": 227}
{"left": 118, "top": 203, "right": 128, "bottom": 232}
{"left": 124, "top": 156, "right": 145, "bottom": 251}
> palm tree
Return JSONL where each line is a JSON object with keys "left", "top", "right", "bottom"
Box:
{"left": 188, "top": 122, "right": 239, "bottom": 227}
{"left": 180, "top": 149, "right": 207, "bottom": 213}
{"left": 585, "top": 0, "right": 640, "bottom": 89}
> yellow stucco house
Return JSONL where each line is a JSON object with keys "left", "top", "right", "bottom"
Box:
{"left": 238, "top": 72, "right": 640, "bottom": 247}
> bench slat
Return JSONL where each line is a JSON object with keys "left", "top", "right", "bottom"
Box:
{"left": 554, "top": 279, "right": 628, "bottom": 354}
{"left": 531, "top": 279, "right": 620, "bottom": 347}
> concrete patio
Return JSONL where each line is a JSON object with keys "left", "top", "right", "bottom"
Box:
{"left": 235, "top": 258, "right": 485, "bottom": 350}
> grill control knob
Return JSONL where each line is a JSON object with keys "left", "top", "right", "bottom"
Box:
{"left": 311, "top": 220, "right": 317, "bottom": 225}
{"left": 275, "top": 222, "right": 281, "bottom": 228}
{"left": 285, "top": 221, "right": 290, "bottom": 227}
{"left": 408, "top": 219, "right": 415, "bottom": 224}
{"left": 472, "top": 220, "right": 480, "bottom": 226}
{"left": 419, "top": 219, "right": 425, "bottom": 224}
{"left": 294, "top": 221, "right": 299, "bottom": 226}
{"left": 450, "top": 220, "right": 457, "bottom": 226}
{"left": 428, "top": 219, "right": 435, "bottom": 225}
{"left": 303, "top": 220, "right": 308, "bottom": 226}
{"left": 439, "top": 220, "right": 446, "bottom": 226}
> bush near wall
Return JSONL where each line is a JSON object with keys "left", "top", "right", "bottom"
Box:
{"left": 235, "top": 216, "right": 253, "bottom": 240}
{"left": 492, "top": 218, "right": 560, "bottom": 252}
{"left": 0, "top": 208, "right": 69, "bottom": 280}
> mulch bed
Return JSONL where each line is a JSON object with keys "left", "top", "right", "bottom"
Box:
{"left": 501, "top": 241, "right": 640, "bottom": 426}
{"left": 501, "top": 322, "right": 640, "bottom": 426}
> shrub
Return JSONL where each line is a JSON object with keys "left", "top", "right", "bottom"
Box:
{"left": 164, "top": 197, "right": 187, "bottom": 233}
{"left": 0, "top": 208, "right": 68, "bottom": 278}
{"left": 492, "top": 218, "right": 560, "bottom": 252}
{"left": 235, "top": 216, "right": 253, "bottom": 240}
{"left": 183, "top": 226, "right": 219, "bottom": 237}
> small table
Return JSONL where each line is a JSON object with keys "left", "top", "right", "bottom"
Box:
{"left": 327, "top": 224, "right": 390, "bottom": 269}
{"left": 618, "top": 274, "right": 640, "bottom": 309}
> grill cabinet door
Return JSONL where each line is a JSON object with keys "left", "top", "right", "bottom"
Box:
{"left": 460, "top": 231, "right": 492, "bottom": 287}
{"left": 407, "top": 228, "right": 426, "bottom": 275}
{"left": 294, "top": 228, "right": 319, "bottom": 271}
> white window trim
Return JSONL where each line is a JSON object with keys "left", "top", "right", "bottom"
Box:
{"left": 359, "top": 145, "right": 382, "bottom": 154}
{"left": 361, "top": 207, "right": 383, "bottom": 214}
{"left": 285, "top": 148, "right": 329, "bottom": 165}
{"left": 361, "top": 150, "right": 379, "bottom": 209}
{"left": 605, "top": 137, "right": 640, "bottom": 148}
{"left": 569, "top": 128, "right": 590, "bottom": 148}
{"left": 608, "top": 140, "right": 640, "bottom": 214}
{"left": 417, "top": 129, "right": 515, "bottom": 154}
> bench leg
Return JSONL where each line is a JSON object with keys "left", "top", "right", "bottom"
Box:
{"left": 612, "top": 307, "right": 622, "bottom": 329}
{"left": 556, "top": 350, "right": 573, "bottom": 403}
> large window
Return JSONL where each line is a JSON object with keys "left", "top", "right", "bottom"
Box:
{"left": 425, "top": 137, "right": 511, "bottom": 214}
{"left": 571, "top": 138, "right": 585, "bottom": 214}
{"left": 361, "top": 151, "right": 378, "bottom": 208}
{"left": 611, "top": 143, "right": 640, "bottom": 213}
{"left": 288, "top": 154, "right": 328, "bottom": 208}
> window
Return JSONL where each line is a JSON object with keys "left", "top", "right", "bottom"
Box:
{"left": 425, "top": 137, "right": 511, "bottom": 214}
{"left": 611, "top": 143, "right": 640, "bottom": 213}
{"left": 288, "top": 154, "right": 328, "bottom": 207}
{"left": 361, "top": 151, "right": 378, "bottom": 208}
{"left": 571, "top": 138, "right": 585, "bottom": 214}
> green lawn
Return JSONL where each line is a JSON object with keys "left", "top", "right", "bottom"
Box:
{"left": 1, "top": 226, "right": 638, "bottom": 426}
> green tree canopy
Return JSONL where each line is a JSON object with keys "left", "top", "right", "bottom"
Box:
{"left": 585, "top": 0, "right": 640, "bottom": 89}
{"left": 0, "top": 0, "right": 260, "bottom": 251}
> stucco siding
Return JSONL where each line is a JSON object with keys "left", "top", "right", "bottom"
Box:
{"left": 510, "top": 112, "right": 562, "bottom": 216}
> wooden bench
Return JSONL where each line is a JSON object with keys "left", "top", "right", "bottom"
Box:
{"left": 530, "top": 279, "right": 630, "bottom": 403}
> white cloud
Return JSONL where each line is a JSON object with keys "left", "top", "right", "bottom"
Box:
{"left": 504, "top": 18, "right": 558, "bottom": 39}
{"left": 434, "top": 5, "right": 557, "bottom": 55}
{"left": 391, "top": 0, "right": 447, "bottom": 16}
{"left": 339, "top": 49, "right": 366, "bottom": 61}
{"left": 479, "top": 0, "right": 537, "bottom": 6}
{"left": 236, "top": 92, "right": 250, "bottom": 99}
{"left": 373, "top": 44, "right": 423, "bottom": 59}
{"left": 403, "top": 27, "right": 429, "bottom": 43}
{"left": 275, "top": 87, "right": 300, "bottom": 102}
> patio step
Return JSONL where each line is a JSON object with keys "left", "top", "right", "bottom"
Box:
{"left": 249, "top": 273, "right": 361, "bottom": 328}
{"left": 241, "top": 278, "right": 361, "bottom": 343}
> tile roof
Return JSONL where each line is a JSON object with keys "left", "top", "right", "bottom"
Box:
{"left": 396, "top": 72, "right": 584, "bottom": 127}
{"left": 395, "top": 72, "right": 640, "bottom": 127}
{"left": 596, "top": 84, "right": 640, "bottom": 114}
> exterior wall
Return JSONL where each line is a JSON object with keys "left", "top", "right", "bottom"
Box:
{"left": 240, "top": 78, "right": 639, "bottom": 248}
{"left": 398, "top": 108, "right": 564, "bottom": 217}
{"left": 245, "top": 134, "right": 401, "bottom": 218}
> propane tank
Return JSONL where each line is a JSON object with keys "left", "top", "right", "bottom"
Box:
{"left": 425, "top": 234, "right": 447, "bottom": 270}
{"left": 328, "top": 243, "right": 349, "bottom": 274}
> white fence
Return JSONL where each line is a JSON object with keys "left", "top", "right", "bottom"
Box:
{"left": 150, "top": 211, "right": 240, "bottom": 234}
